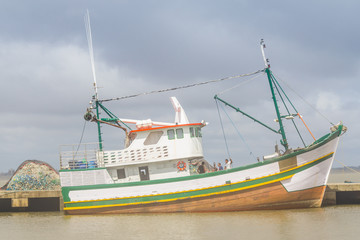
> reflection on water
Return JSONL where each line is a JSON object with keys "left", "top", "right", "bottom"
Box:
{"left": 1, "top": 205, "right": 360, "bottom": 240}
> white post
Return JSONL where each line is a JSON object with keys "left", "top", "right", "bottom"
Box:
{"left": 260, "top": 39, "right": 270, "bottom": 68}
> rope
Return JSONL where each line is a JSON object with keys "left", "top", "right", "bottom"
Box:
{"left": 219, "top": 101, "right": 257, "bottom": 162}
{"left": 217, "top": 71, "right": 265, "bottom": 96}
{"left": 99, "top": 69, "right": 265, "bottom": 102}
{"left": 215, "top": 99, "right": 231, "bottom": 159}
{"left": 271, "top": 76, "right": 307, "bottom": 147}
{"left": 333, "top": 138, "right": 360, "bottom": 176}
{"left": 334, "top": 158, "right": 360, "bottom": 175}
{"left": 273, "top": 73, "right": 335, "bottom": 126}
{"left": 74, "top": 120, "right": 87, "bottom": 159}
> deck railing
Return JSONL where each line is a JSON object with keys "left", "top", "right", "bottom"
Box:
{"left": 59, "top": 143, "right": 104, "bottom": 170}
{"left": 103, "top": 145, "right": 169, "bottom": 166}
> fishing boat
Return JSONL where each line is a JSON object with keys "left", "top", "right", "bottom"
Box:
{"left": 59, "top": 16, "right": 346, "bottom": 214}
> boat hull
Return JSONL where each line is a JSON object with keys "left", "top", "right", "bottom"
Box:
{"left": 61, "top": 128, "right": 341, "bottom": 215}
{"left": 65, "top": 184, "right": 326, "bottom": 215}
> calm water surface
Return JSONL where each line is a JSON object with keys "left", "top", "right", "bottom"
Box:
{"left": 1, "top": 205, "right": 360, "bottom": 240}
{"left": 1, "top": 172, "right": 360, "bottom": 239}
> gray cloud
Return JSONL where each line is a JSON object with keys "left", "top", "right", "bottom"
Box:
{"left": 0, "top": 1, "right": 359, "bottom": 171}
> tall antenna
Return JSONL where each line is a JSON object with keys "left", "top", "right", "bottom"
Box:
{"left": 260, "top": 39, "right": 270, "bottom": 68}
{"left": 84, "top": 10, "right": 103, "bottom": 151}
{"left": 84, "top": 9, "right": 98, "bottom": 100}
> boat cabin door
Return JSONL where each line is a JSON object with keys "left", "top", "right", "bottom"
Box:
{"left": 138, "top": 166, "right": 150, "bottom": 181}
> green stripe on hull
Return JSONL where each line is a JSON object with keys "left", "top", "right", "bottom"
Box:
{"left": 64, "top": 153, "right": 333, "bottom": 210}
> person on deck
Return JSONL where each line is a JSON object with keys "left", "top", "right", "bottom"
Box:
{"left": 225, "top": 158, "right": 233, "bottom": 170}
{"left": 218, "top": 162, "right": 224, "bottom": 171}
{"left": 213, "top": 162, "right": 218, "bottom": 172}
{"left": 197, "top": 162, "right": 206, "bottom": 174}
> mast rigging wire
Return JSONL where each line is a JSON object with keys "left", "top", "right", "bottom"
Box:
{"left": 216, "top": 72, "right": 265, "bottom": 96}
{"left": 74, "top": 120, "right": 87, "bottom": 159}
{"left": 99, "top": 69, "right": 265, "bottom": 102}
{"left": 215, "top": 99, "right": 231, "bottom": 159}
{"left": 218, "top": 99, "right": 257, "bottom": 162}
{"left": 273, "top": 72, "right": 335, "bottom": 126}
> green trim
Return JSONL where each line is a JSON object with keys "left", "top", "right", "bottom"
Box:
{"left": 100, "top": 118, "right": 119, "bottom": 122}
{"left": 63, "top": 152, "right": 333, "bottom": 209}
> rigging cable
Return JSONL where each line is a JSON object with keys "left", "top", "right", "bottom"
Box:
{"left": 334, "top": 138, "right": 360, "bottom": 176}
{"left": 273, "top": 73, "right": 335, "bottom": 126}
{"left": 217, "top": 71, "right": 265, "bottom": 96}
{"left": 218, "top": 100, "right": 257, "bottom": 162}
{"left": 215, "top": 99, "right": 231, "bottom": 160}
{"left": 271, "top": 76, "right": 307, "bottom": 147}
{"left": 334, "top": 159, "right": 360, "bottom": 175}
{"left": 100, "top": 69, "right": 265, "bottom": 102}
{"left": 74, "top": 120, "right": 87, "bottom": 159}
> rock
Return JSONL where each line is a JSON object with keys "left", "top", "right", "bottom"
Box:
{"left": 1, "top": 160, "right": 60, "bottom": 191}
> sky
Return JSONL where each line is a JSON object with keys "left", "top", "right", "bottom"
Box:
{"left": 0, "top": 0, "right": 359, "bottom": 172}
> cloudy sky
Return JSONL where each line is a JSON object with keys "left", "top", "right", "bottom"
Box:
{"left": 0, "top": 1, "right": 359, "bottom": 172}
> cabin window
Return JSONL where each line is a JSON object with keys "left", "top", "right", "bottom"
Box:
{"left": 190, "top": 127, "right": 195, "bottom": 138}
{"left": 144, "top": 131, "right": 163, "bottom": 145}
{"left": 176, "top": 128, "right": 184, "bottom": 139}
{"left": 117, "top": 168, "right": 126, "bottom": 179}
{"left": 167, "top": 129, "right": 175, "bottom": 140}
{"left": 195, "top": 127, "right": 202, "bottom": 137}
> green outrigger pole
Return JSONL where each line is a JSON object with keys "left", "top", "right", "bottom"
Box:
{"left": 214, "top": 95, "right": 279, "bottom": 135}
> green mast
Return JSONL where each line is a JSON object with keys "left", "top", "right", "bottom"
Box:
{"left": 95, "top": 100, "right": 103, "bottom": 151}
{"left": 260, "top": 39, "right": 289, "bottom": 150}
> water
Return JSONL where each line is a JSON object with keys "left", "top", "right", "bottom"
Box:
{"left": 1, "top": 206, "right": 360, "bottom": 240}
{"left": 1, "top": 172, "right": 360, "bottom": 239}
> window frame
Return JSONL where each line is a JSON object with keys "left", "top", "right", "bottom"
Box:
{"left": 195, "top": 127, "right": 202, "bottom": 138}
{"left": 167, "top": 129, "right": 175, "bottom": 140}
{"left": 190, "top": 127, "right": 195, "bottom": 138}
{"left": 144, "top": 131, "right": 163, "bottom": 145}
{"left": 176, "top": 128, "right": 184, "bottom": 139}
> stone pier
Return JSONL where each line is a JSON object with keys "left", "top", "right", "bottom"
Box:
{"left": 0, "top": 190, "right": 63, "bottom": 212}
{"left": 322, "top": 183, "right": 360, "bottom": 206}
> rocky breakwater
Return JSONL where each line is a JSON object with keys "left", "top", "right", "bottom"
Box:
{"left": 1, "top": 160, "right": 60, "bottom": 191}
